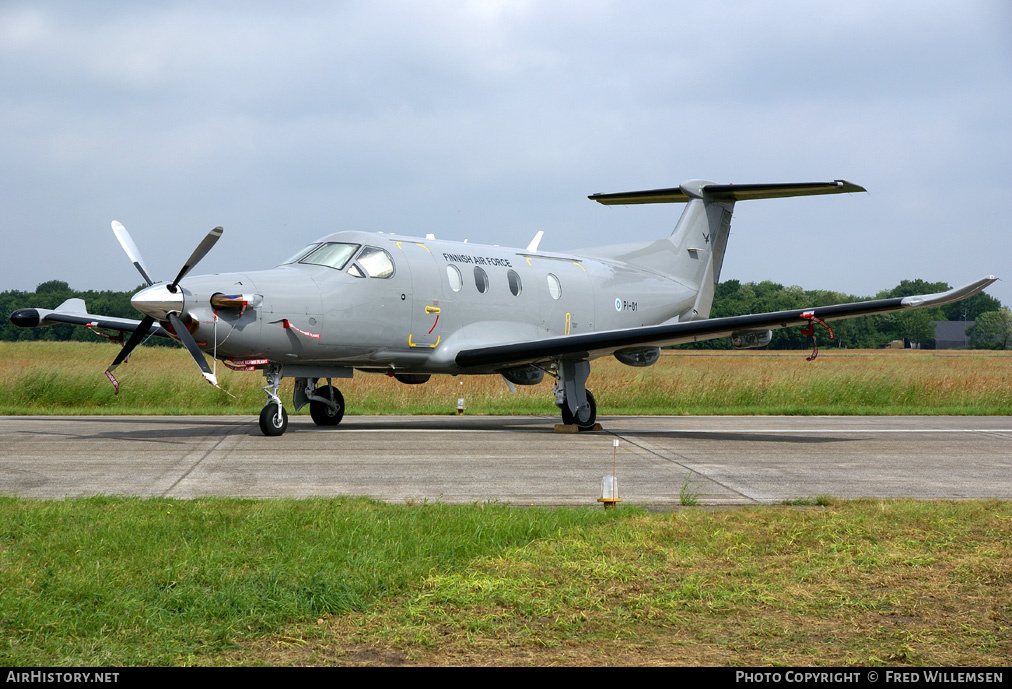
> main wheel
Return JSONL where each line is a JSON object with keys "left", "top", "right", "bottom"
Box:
{"left": 310, "top": 385, "right": 345, "bottom": 426}
{"left": 561, "top": 390, "right": 596, "bottom": 429}
{"left": 259, "top": 403, "right": 289, "bottom": 436}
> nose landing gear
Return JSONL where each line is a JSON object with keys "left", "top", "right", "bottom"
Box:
{"left": 259, "top": 364, "right": 288, "bottom": 436}
{"left": 259, "top": 404, "right": 288, "bottom": 436}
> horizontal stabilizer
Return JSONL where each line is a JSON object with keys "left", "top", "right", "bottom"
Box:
{"left": 589, "top": 180, "right": 865, "bottom": 205}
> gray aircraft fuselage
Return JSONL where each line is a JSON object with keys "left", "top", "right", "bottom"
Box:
{"left": 171, "top": 229, "right": 694, "bottom": 376}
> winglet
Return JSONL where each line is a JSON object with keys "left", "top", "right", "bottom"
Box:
{"left": 900, "top": 276, "right": 998, "bottom": 308}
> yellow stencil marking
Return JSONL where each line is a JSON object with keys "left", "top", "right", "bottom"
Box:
{"left": 408, "top": 334, "right": 441, "bottom": 348}
{"left": 424, "top": 305, "right": 441, "bottom": 314}
{"left": 572, "top": 262, "right": 585, "bottom": 272}
{"left": 395, "top": 241, "right": 403, "bottom": 250}
{"left": 414, "top": 243, "right": 431, "bottom": 253}
{"left": 564, "top": 312, "right": 572, "bottom": 335}
{"left": 525, "top": 257, "right": 532, "bottom": 266}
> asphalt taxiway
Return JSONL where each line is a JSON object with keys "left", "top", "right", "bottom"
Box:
{"left": 1, "top": 415, "right": 1010, "bottom": 506}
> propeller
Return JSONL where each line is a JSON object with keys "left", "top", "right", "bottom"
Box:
{"left": 167, "top": 312, "right": 227, "bottom": 392}
{"left": 112, "top": 221, "right": 153, "bottom": 286}
{"left": 105, "top": 221, "right": 227, "bottom": 394}
{"left": 168, "top": 226, "right": 223, "bottom": 292}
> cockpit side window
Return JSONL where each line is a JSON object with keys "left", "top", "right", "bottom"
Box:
{"left": 297, "top": 242, "right": 360, "bottom": 270}
{"left": 349, "top": 246, "right": 395, "bottom": 279}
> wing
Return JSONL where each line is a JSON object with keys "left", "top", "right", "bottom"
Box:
{"left": 9, "top": 298, "right": 169, "bottom": 338}
{"left": 455, "top": 276, "right": 998, "bottom": 370}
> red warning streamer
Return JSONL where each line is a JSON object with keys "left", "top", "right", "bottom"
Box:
{"left": 105, "top": 369, "right": 120, "bottom": 395}
{"left": 282, "top": 319, "right": 321, "bottom": 339}
{"left": 223, "top": 358, "right": 270, "bottom": 371}
{"left": 800, "top": 311, "right": 834, "bottom": 361}
{"left": 86, "top": 323, "right": 124, "bottom": 344}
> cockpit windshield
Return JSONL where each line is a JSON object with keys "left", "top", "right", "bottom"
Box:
{"left": 283, "top": 242, "right": 360, "bottom": 270}
{"left": 281, "top": 243, "right": 320, "bottom": 265}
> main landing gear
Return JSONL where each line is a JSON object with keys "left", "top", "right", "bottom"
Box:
{"left": 258, "top": 364, "right": 345, "bottom": 437}
{"left": 554, "top": 359, "right": 598, "bottom": 431}
{"left": 309, "top": 384, "right": 345, "bottom": 426}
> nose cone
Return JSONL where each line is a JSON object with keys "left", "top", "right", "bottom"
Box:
{"left": 131, "top": 283, "right": 184, "bottom": 320}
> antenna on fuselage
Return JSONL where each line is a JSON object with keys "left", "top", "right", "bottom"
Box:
{"left": 526, "top": 231, "right": 544, "bottom": 253}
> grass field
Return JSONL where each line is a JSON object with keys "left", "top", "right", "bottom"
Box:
{"left": 1, "top": 497, "right": 1009, "bottom": 666}
{"left": 3, "top": 342, "right": 1010, "bottom": 666}
{"left": 2, "top": 341, "right": 1011, "bottom": 416}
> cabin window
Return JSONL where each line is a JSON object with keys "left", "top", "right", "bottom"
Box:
{"left": 474, "top": 266, "right": 489, "bottom": 294}
{"left": 294, "top": 242, "right": 360, "bottom": 270}
{"left": 446, "top": 265, "right": 462, "bottom": 292}
{"left": 507, "top": 269, "right": 522, "bottom": 296}
{"left": 547, "top": 273, "right": 562, "bottom": 300}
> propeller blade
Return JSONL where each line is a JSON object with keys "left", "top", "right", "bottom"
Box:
{"left": 168, "top": 226, "right": 223, "bottom": 292}
{"left": 112, "top": 221, "right": 154, "bottom": 286}
{"left": 167, "top": 312, "right": 232, "bottom": 395}
{"left": 105, "top": 315, "right": 156, "bottom": 394}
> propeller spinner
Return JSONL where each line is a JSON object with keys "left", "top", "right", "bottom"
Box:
{"left": 105, "top": 221, "right": 226, "bottom": 394}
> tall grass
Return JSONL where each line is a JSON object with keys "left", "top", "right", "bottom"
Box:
{"left": 1, "top": 342, "right": 1010, "bottom": 415}
{"left": 0, "top": 496, "right": 620, "bottom": 665}
{"left": 2, "top": 497, "right": 1010, "bottom": 666}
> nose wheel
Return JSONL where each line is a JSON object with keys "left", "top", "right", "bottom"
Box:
{"left": 259, "top": 363, "right": 288, "bottom": 436}
{"left": 259, "top": 403, "right": 288, "bottom": 436}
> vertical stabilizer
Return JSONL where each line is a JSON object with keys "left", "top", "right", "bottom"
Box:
{"left": 588, "top": 179, "right": 865, "bottom": 320}
{"left": 665, "top": 181, "right": 735, "bottom": 319}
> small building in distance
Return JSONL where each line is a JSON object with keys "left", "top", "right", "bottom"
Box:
{"left": 931, "top": 320, "right": 974, "bottom": 349}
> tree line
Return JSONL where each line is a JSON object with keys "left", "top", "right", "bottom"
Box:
{"left": 677, "top": 278, "right": 1006, "bottom": 350}
{"left": 0, "top": 280, "right": 179, "bottom": 347}
{"left": 1, "top": 278, "right": 1008, "bottom": 349}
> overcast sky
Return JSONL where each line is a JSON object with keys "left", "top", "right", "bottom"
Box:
{"left": 2, "top": 1, "right": 1010, "bottom": 308}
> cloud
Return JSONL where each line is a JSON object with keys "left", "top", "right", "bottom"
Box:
{"left": 0, "top": 0, "right": 1009, "bottom": 306}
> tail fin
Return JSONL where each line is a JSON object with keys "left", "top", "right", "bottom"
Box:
{"left": 589, "top": 179, "right": 865, "bottom": 320}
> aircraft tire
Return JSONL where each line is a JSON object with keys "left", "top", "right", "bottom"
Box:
{"left": 310, "top": 385, "right": 345, "bottom": 426}
{"left": 561, "top": 390, "right": 596, "bottom": 430}
{"left": 259, "top": 404, "right": 289, "bottom": 436}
